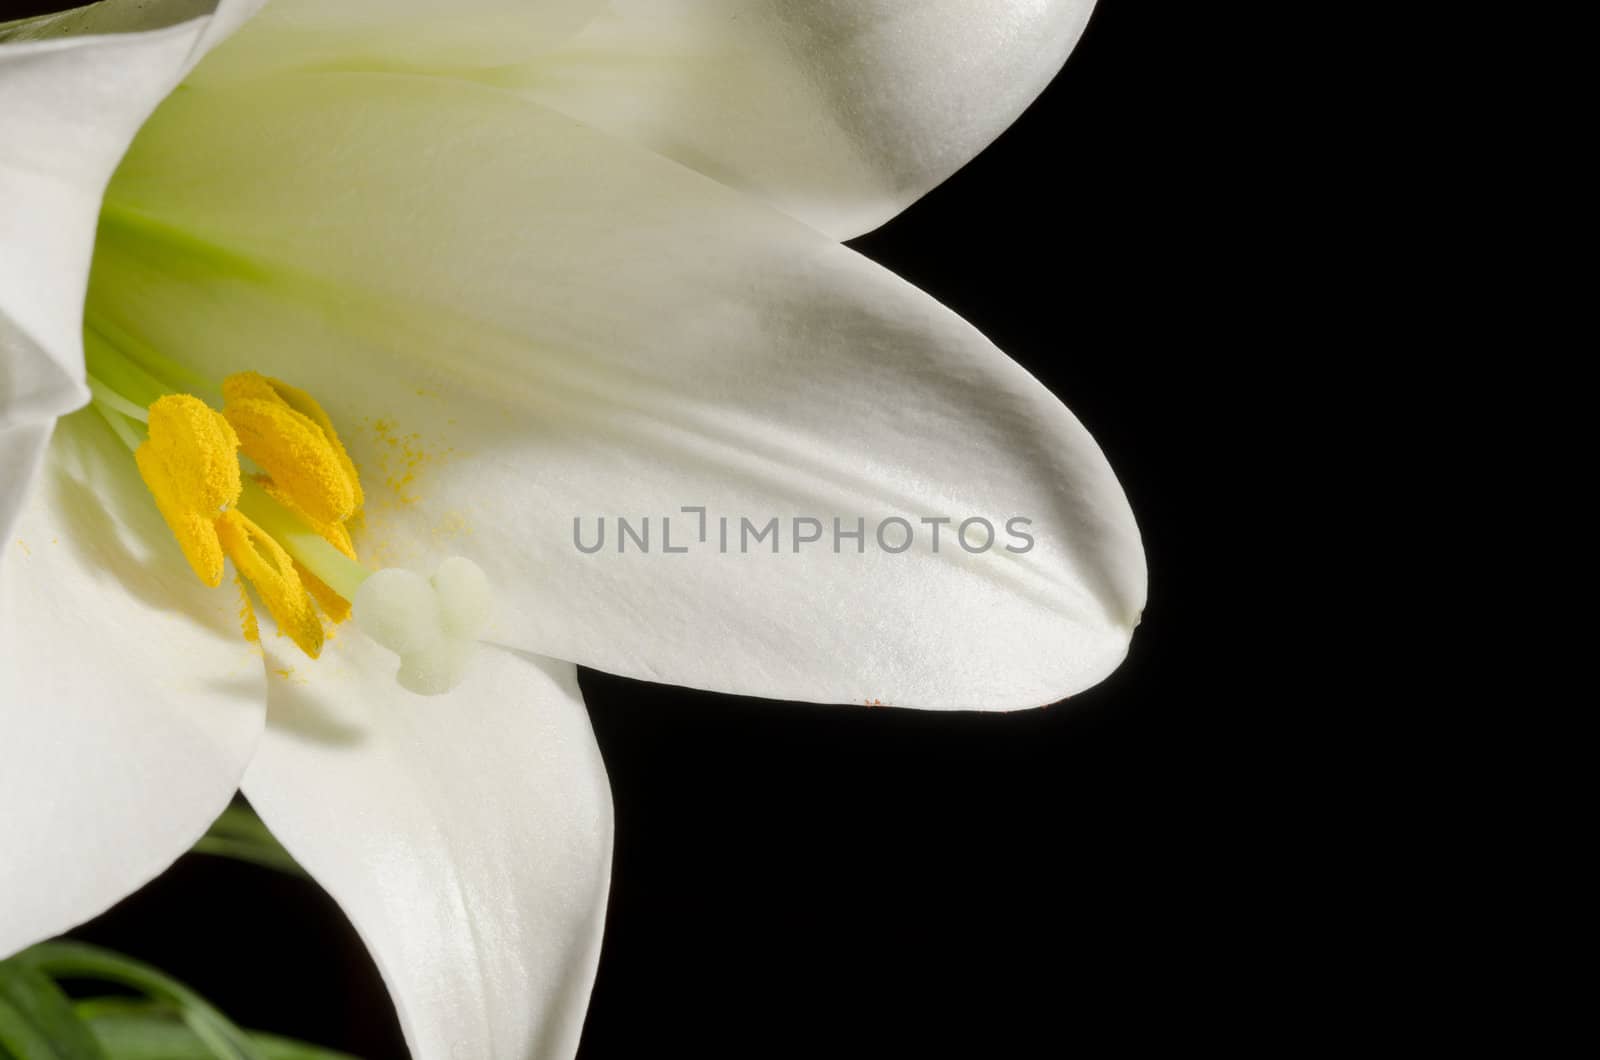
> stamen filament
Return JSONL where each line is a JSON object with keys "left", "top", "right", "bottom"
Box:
{"left": 84, "top": 329, "right": 170, "bottom": 407}
{"left": 85, "top": 374, "right": 150, "bottom": 422}
{"left": 86, "top": 312, "right": 217, "bottom": 395}
{"left": 236, "top": 478, "right": 371, "bottom": 602}
{"left": 91, "top": 401, "right": 145, "bottom": 453}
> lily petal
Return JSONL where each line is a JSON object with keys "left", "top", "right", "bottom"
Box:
{"left": 0, "top": 412, "right": 266, "bottom": 957}
{"left": 0, "top": 421, "right": 51, "bottom": 542}
{"left": 0, "top": 0, "right": 262, "bottom": 518}
{"left": 182, "top": 0, "right": 601, "bottom": 85}
{"left": 88, "top": 71, "right": 1144, "bottom": 710}
{"left": 241, "top": 642, "right": 612, "bottom": 1060}
{"left": 509, "top": 0, "right": 1098, "bottom": 238}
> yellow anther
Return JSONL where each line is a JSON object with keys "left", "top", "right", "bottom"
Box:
{"left": 217, "top": 509, "right": 324, "bottom": 658}
{"left": 252, "top": 474, "right": 356, "bottom": 624}
{"left": 223, "top": 372, "right": 363, "bottom": 526}
{"left": 262, "top": 377, "right": 364, "bottom": 517}
{"left": 133, "top": 395, "right": 241, "bottom": 587}
{"left": 125, "top": 375, "right": 369, "bottom": 660}
{"left": 301, "top": 569, "right": 352, "bottom": 626}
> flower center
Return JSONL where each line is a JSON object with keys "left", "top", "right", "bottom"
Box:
{"left": 85, "top": 340, "right": 489, "bottom": 696}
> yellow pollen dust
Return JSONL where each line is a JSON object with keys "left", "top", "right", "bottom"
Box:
{"left": 235, "top": 573, "right": 260, "bottom": 645}
{"left": 133, "top": 376, "right": 368, "bottom": 660}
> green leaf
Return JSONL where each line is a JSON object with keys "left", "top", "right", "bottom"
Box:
{"left": 13, "top": 944, "right": 265, "bottom": 1060}
{"left": 82, "top": 1013, "right": 207, "bottom": 1060}
{"left": 0, "top": 962, "right": 108, "bottom": 1060}
{"left": 191, "top": 802, "right": 307, "bottom": 879}
{"left": 75, "top": 1005, "right": 357, "bottom": 1060}
{"left": 0, "top": 995, "right": 59, "bottom": 1060}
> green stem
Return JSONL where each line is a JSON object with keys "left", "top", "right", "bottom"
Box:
{"left": 236, "top": 479, "right": 371, "bottom": 601}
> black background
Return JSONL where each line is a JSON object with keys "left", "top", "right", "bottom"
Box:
{"left": 9, "top": 1, "right": 1251, "bottom": 1055}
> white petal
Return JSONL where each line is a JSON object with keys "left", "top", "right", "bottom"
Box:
{"left": 87, "top": 71, "right": 1145, "bottom": 711}
{"left": 0, "top": 0, "right": 262, "bottom": 432}
{"left": 510, "top": 0, "right": 1097, "bottom": 238}
{"left": 0, "top": 420, "right": 52, "bottom": 542}
{"left": 183, "top": 0, "right": 600, "bottom": 85}
{"left": 241, "top": 641, "right": 612, "bottom": 1060}
{"left": 0, "top": 411, "right": 266, "bottom": 957}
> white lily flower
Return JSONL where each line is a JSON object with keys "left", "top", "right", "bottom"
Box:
{"left": 0, "top": 0, "right": 1143, "bottom": 1055}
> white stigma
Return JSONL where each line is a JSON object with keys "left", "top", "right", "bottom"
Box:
{"left": 352, "top": 556, "right": 492, "bottom": 696}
